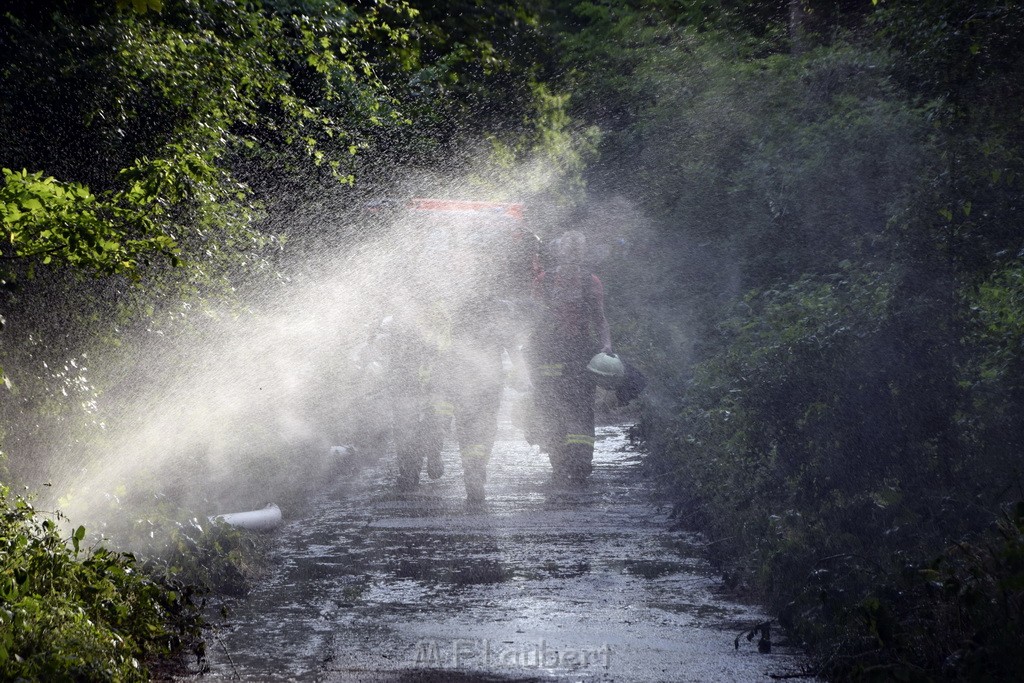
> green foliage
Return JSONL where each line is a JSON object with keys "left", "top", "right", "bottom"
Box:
{"left": 0, "top": 484, "right": 204, "bottom": 680}
{"left": 556, "top": 3, "right": 1024, "bottom": 678}
{"left": 477, "top": 80, "right": 600, "bottom": 201}
{"left": 666, "top": 264, "right": 902, "bottom": 553}
{"left": 953, "top": 261, "right": 1024, "bottom": 494}
{"left": 656, "top": 256, "right": 1024, "bottom": 678}
{"left": 967, "top": 262, "right": 1024, "bottom": 391}
{"left": 772, "top": 499, "right": 1024, "bottom": 681}
{"left": 871, "top": 0, "right": 1024, "bottom": 279}
{"left": 630, "top": 38, "right": 925, "bottom": 283}
{"left": 1, "top": 168, "right": 178, "bottom": 281}
{"left": 0, "top": 0, "right": 423, "bottom": 480}
{"left": 915, "top": 502, "right": 1024, "bottom": 681}
{"left": 99, "top": 513, "right": 267, "bottom": 603}
{"left": 117, "top": 0, "right": 164, "bottom": 14}
{"left": 155, "top": 519, "right": 262, "bottom": 598}
{"left": 0, "top": 0, "right": 421, "bottom": 287}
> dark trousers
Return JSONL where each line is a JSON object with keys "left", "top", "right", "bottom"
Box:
{"left": 394, "top": 392, "right": 448, "bottom": 487}
{"left": 451, "top": 375, "right": 503, "bottom": 487}
{"left": 533, "top": 358, "right": 597, "bottom": 479}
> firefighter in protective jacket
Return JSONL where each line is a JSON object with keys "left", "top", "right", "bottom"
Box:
{"left": 530, "top": 230, "right": 613, "bottom": 485}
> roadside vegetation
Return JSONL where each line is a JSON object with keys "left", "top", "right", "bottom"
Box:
{"left": 0, "top": 483, "right": 205, "bottom": 679}
{"left": 560, "top": 2, "right": 1024, "bottom": 680}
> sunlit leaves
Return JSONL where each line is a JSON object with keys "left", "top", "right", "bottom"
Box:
{"left": 0, "top": 168, "right": 178, "bottom": 281}
{"left": 116, "top": 0, "right": 164, "bottom": 14}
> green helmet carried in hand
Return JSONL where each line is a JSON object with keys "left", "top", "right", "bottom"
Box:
{"left": 587, "top": 352, "right": 625, "bottom": 388}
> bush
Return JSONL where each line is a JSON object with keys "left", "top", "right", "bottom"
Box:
{"left": 651, "top": 258, "right": 1024, "bottom": 679}
{"left": 0, "top": 484, "right": 204, "bottom": 680}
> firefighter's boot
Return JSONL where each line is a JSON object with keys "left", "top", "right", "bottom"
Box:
{"left": 396, "top": 454, "right": 422, "bottom": 493}
{"left": 462, "top": 444, "right": 488, "bottom": 505}
{"left": 426, "top": 449, "right": 444, "bottom": 480}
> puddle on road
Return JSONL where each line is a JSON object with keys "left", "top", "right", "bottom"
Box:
{"left": 200, "top": 424, "right": 805, "bottom": 682}
{"left": 396, "top": 556, "right": 511, "bottom": 585}
{"left": 620, "top": 559, "right": 687, "bottom": 579}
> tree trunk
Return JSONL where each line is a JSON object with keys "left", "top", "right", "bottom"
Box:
{"left": 789, "top": 0, "right": 807, "bottom": 55}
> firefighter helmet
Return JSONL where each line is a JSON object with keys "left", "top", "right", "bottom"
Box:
{"left": 587, "top": 352, "right": 625, "bottom": 388}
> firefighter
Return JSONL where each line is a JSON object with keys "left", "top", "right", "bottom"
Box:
{"left": 529, "top": 230, "right": 613, "bottom": 486}
{"left": 442, "top": 221, "right": 537, "bottom": 504}
{"left": 380, "top": 199, "right": 536, "bottom": 504}
{"left": 381, "top": 285, "right": 452, "bottom": 493}
{"left": 445, "top": 297, "right": 506, "bottom": 504}
{"left": 421, "top": 218, "right": 536, "bottom": 501}
{"left": 372, "top": 211, "right": 458, "bottom": 494}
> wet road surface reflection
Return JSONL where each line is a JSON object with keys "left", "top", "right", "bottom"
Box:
{"left": 201, "top": 420, "right": 802, "bottom": 681}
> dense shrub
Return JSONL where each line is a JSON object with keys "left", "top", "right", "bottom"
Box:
{"left": 0, "top": 484, "right": 205, "bottom": 680}
{"left": 551, "top": 2, "right": 1024, "bottom": 677}
{"left": 650, "top": 257, "right": 1024, "bottom": 678}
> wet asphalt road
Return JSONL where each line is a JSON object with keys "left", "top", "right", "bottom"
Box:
{"left": 201, "top": 410, "right": 801, "bottom": 682}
